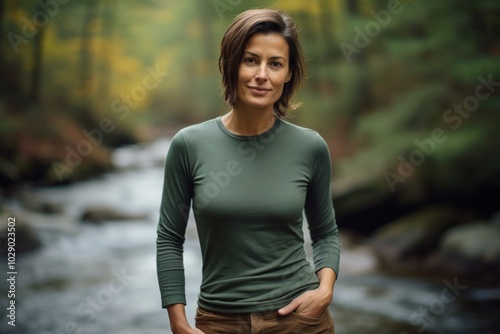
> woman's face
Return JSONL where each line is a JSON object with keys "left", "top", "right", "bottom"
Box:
{"left": 236, "top": 32, "right": 292, "bottom": 112}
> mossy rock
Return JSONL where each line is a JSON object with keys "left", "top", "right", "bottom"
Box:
{"left": 369, "top": 206, "right": 476, "bottom": 265}
{"left": 0, "top": 216, "right": 42, "bottom": 255}
{"left": 440, "top": 220, "right": 500, "bottom": 267}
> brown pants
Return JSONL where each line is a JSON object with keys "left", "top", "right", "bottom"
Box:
{"left": 195, "top": 307, "right": 335, "bottom": 334}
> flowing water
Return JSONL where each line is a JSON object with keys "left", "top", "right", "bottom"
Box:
{"left": 1, "top": 140, "right": 499, "bottom": 334}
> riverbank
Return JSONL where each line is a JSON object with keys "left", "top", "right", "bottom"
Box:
{"left": 1, "top": 139, "right": 499, "bottom": 333}
{"left": 2, "top": 205, "right": 499, "bottom": 333}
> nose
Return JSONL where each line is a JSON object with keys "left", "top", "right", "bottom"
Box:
{"left": 255, "top": 64, "right": 268, "bottom": 81}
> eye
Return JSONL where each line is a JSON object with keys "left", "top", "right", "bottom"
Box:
{"left": 243, "top": 57, "right": 256, "bottom": 65}
{"left": 271, "top": 61, "right": 283, "bottom": 69}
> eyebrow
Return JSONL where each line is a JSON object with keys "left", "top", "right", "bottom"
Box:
{"left": 243, "top": 51, "right": 287, "bottom": 62}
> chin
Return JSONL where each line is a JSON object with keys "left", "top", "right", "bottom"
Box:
{"left": 240, "top": 97, "right": 276, "bottom": 111}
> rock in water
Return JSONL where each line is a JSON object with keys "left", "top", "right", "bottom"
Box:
{"left": 369, "top": 206, "right": 475, "bottom": 265}
{"left": 440, "top": 219, "right": 500, "bottom": 269}
{"left": 19, "top": 191, "right": 65, "bottom": 214}
{"left": 0, "top": 215, "right": 42, "bottom": 255}
{"left": 80, "top": 206, "right": 149, "bottom": 224}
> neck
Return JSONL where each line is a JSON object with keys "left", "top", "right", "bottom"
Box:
{"left": 222, "top": 105, "right": 275, "bottom": 136}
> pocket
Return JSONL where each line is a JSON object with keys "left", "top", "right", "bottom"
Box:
{"left": 290, "top": 310, "right": 324, "bottom": 324}
{"left": 195, "top": 307, "right": 216, "bottom": 321}
{"left": 197, "top": 307, "right": 215, "bottom": 316}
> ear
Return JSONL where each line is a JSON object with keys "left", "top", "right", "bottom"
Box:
{"left": 285, "top": 70, "right": 292, "bottom": 83}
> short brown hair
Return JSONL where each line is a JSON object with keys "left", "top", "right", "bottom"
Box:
{"left": 219, "top": 9, "right": 306, "bottom": 117}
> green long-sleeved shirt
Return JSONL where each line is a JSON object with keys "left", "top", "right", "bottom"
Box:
{"left": 157, "top": 116, "right": 340, "bottom": 313}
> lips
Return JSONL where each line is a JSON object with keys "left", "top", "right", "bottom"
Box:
{"left": 247, "top": 86, "right": 272, "bottom": 95}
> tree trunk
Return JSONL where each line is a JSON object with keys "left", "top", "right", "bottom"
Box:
{"left": 319, "top": 0, "right": 339, "bottom": 66}
{"left": 80, "top": 0, "right": 99, "bottom": 106}
{"left": 0, "top": 0, "right": 5, "bottom": 98}
{"left": 346, "top": 0, "right": 358, "bottom": 14}
{"left": 98, "top": 1, "right": 114, "bottom": 101}
{"left": 29, "top": 2, "right": 45, "bottom": 104}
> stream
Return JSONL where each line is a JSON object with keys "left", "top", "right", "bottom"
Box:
{"left": 1, "top": 139, "right": 499, "bottom": 334}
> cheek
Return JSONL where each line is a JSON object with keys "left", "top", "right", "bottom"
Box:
{"left": 273, "top": 72, "right": 290, "bottom": 89}
{"left": 238, "top": 66, "right": 253, "bottom": 83}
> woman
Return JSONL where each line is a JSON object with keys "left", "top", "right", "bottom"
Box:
{"left": 157, "top": 8, "right": 340, "bottom": 334}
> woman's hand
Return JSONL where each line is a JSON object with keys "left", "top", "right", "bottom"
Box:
{"left": 277, "top": 267, "right": 336, "bottom": 318}
{"left": 174, "top": 327, "right": 205, "bottom": 334}
{"left": 277, "top": 286, "right": 332, "bottom": 318}
{"left": 167, "top": 304, "right": 205, "bottom": 334}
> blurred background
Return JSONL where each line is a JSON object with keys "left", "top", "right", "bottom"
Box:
{"left": 1, "top": 0, "right": 499, "bottom": 333}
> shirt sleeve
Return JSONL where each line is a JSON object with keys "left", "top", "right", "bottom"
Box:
{"left": 156, "top": 131, "right": 193, "bottom": 307}
{"left": 304, "top": 134, "right": 341, "bottom": 278}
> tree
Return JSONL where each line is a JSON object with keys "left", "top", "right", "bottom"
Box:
{"left": 0, "top": 0, "right": 5, "bottom": 99}
{"left": 28, "top": 1, "right": 45, "bottom": 103}
{"left": 80, "top": 0, "right": 99, "bottom": 106}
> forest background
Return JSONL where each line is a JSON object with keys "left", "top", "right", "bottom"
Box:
{"left": 1, "top": 0, "right": 500, "bottom": 281}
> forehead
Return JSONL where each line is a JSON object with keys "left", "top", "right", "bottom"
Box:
{"left": 244, "top": 32, "right": 289, "bottom": 58}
